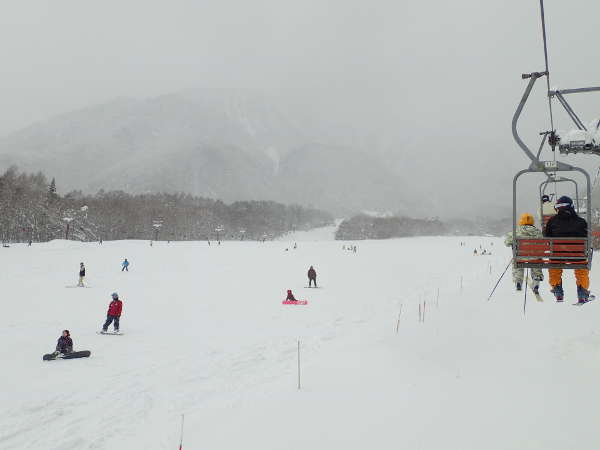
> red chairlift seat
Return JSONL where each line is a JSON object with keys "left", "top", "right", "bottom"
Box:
{"left": 515, "top": 237, "right": 591, "bottom": 269}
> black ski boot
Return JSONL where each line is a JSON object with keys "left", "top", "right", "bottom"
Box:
{"left": 551, "top": 284, "right": 564, "bottom": 302}
{"left": 577, "top": 285, "right": 590, "bottom": 304}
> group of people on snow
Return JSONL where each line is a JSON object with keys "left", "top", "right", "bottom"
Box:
{"left": 284, "top": 265, "right": 318, "bottom": 302}
{"left": 506, "top": 195, "right": 590, "bottom": 304}
{"left": 53, "top": 292, "right": 123, "bottom": 355}
{"left": 52, "top": 259, "right": 129, "bottom": 356}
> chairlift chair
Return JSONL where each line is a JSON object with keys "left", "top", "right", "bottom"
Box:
{"left": 512, "top": 73, "right": 593, "bottom": 271}
{"left": 538, "top": 176, "right": 581, "bottom": 228}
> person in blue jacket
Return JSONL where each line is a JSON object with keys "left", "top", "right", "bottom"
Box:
{"left": 121, "top": 258, "right": 130, "bottom": 272}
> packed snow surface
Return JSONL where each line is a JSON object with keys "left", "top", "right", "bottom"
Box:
{"left": 2, "top": 235, "right": 600, "bottom": 449}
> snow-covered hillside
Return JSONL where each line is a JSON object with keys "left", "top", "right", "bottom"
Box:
{"left": 0, "top": 91, "right": 414, "bottom": 215}
{"left": 2, "top": 235, "right": 599, "bottom": 449}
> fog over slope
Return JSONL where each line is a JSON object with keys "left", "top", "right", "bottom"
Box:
{"left": 0, "top": 89, "right": 422, "bottom": 216}
{"left": 1, "top": 1, "right": 600, "bottom": 219}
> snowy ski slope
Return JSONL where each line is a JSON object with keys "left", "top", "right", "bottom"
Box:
{"left": 1, "top": 232, "right": 600, "bottom": 449}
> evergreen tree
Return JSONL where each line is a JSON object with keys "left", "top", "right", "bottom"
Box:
{"left": 47, "top": 177, "right": 57, "bottom": 203}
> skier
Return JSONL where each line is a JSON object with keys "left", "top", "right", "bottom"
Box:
{"left": 78, "top": 262, "right": 86, "bottom": 287}
{"left": 473, "top": 249, "right": 478, "bottom": 255}
{"left": 53, "top": 330, "right": 73, "bottom": 356}
{"left": 307, "top": 266, "right": 317, "bottom": 287}
{"left": 544, "top": 196, "right": 590, "bottom": 303}
{"left": 540, "top": 194, "right": 556, "bottom": 226}
{"left": 102, "top": 292, "right": 123, "bottom": 333}
{"left": 504, "top": 213, "right": 544, "bottom": 293}
{"left": 121, "top": 258, "right": 130, "bottom": 272}
{"left": 286, "top": 289, "right": 297, "bottom": 301}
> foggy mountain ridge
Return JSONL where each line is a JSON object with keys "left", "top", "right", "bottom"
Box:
{"left": 0, "top": 89, "right": 423, "bottom": 216}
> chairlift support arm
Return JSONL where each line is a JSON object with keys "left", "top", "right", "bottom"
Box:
{"left": 512, "top": 72, "right": 547, "bottom": 165}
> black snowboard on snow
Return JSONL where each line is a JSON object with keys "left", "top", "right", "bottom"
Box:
{"left": 43, "top": 350, "right": 91, "bottom": 361}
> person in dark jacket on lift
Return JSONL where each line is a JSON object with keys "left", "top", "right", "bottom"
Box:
{"left": 544, "top": 195, "right": 590, "bottom": 303}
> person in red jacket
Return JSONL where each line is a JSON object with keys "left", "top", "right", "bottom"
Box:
{"left": 102, "top": 292, "right": 123, "bottom": 333}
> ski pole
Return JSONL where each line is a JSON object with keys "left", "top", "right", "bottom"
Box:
{"left": 487, "top": 258, "right": 513, "bottom": 301}
{"left": 179, "top": 414, "right": 184, "bottom": 450}
{"left": 297, "top": 340, "right": 301, "bottom": 390}
{"left": 523, "top": 269, "right": 529, "bottom": 316}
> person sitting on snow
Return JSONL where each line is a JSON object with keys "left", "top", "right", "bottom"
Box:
{"left": 53, "top": 330, "right": 73, "bottom": 356}
{"left": 504, "top": 213, "right": 544, "bottom": 294}
{"left": 286, "top": 290, "right": 297, "bottom": 301}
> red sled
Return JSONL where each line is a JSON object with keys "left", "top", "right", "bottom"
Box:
{"left": 282, "top": 300, "right": 308, "bottom": 305}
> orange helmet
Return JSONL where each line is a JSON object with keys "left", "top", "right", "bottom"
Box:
{"left": 518, "top": 213, "right": 534, "bottom": 226}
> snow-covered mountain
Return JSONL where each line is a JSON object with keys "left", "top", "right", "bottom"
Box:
{"left": 0, "top": 89, "right": 416, "bottom": 214}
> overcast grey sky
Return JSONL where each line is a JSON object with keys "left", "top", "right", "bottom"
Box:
{"left": 1, "top": 0, "right": 598, "bottom": 217}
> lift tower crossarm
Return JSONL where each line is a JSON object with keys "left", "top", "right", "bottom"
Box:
{"left": 549, "top": 87, "right": 600, "bottom": 96}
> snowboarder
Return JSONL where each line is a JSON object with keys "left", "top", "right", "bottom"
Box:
{"left": 544, "top": 196, "right": 590, "bottom": 303}
{"left": 505, "top": 213, "right": 544, "bottom": 293}
{"left": 286, "top": 290, "right": 297, "bottom": 301}
{"left": 78, "top": 262, "right": 86, "bottom": 287}
{"left": 307, "top": 266, "right": 317, "bottom": 287}
{"left": 102, "top": 292, "right": 123, "bottom": 333}
{"left": 121, "top": 258, "right": 130, "bottom": 272}
{"left": 53, "top": 330, "right": 73, "bottom": 356}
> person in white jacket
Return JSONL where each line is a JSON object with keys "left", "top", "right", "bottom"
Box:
{"left": 505, "top": 213, "right": 544, "bottom": 293}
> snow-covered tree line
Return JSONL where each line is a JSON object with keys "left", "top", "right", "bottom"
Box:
{"left": 0, "top": 167, "right": 333, "bottom": 242}
{"left": 335, "top": 214, "right": 447, "bottom": 240}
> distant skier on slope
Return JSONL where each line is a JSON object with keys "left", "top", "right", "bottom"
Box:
{"left": 286, "top": 290, "right": 297, "bottom": 301}
{"left": 307, "top": 266, "right": 317, "bottom": 287}
{"left": 53, "top": 330, "right": 73, "bottom": 356}
{"left": 504, "top": 213, "right": 544, "bottom": 294}
{"left": 544, "top": 196, "right": 590, "bottom": 303}
{"left": 77, "top": 262, "right": 86, "bottom": 287}
{"left": 101, "top": 292, "right": 123, "bottom": 333}
{"left": 121, "top": 258, "right": 130, "bottom": 272}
